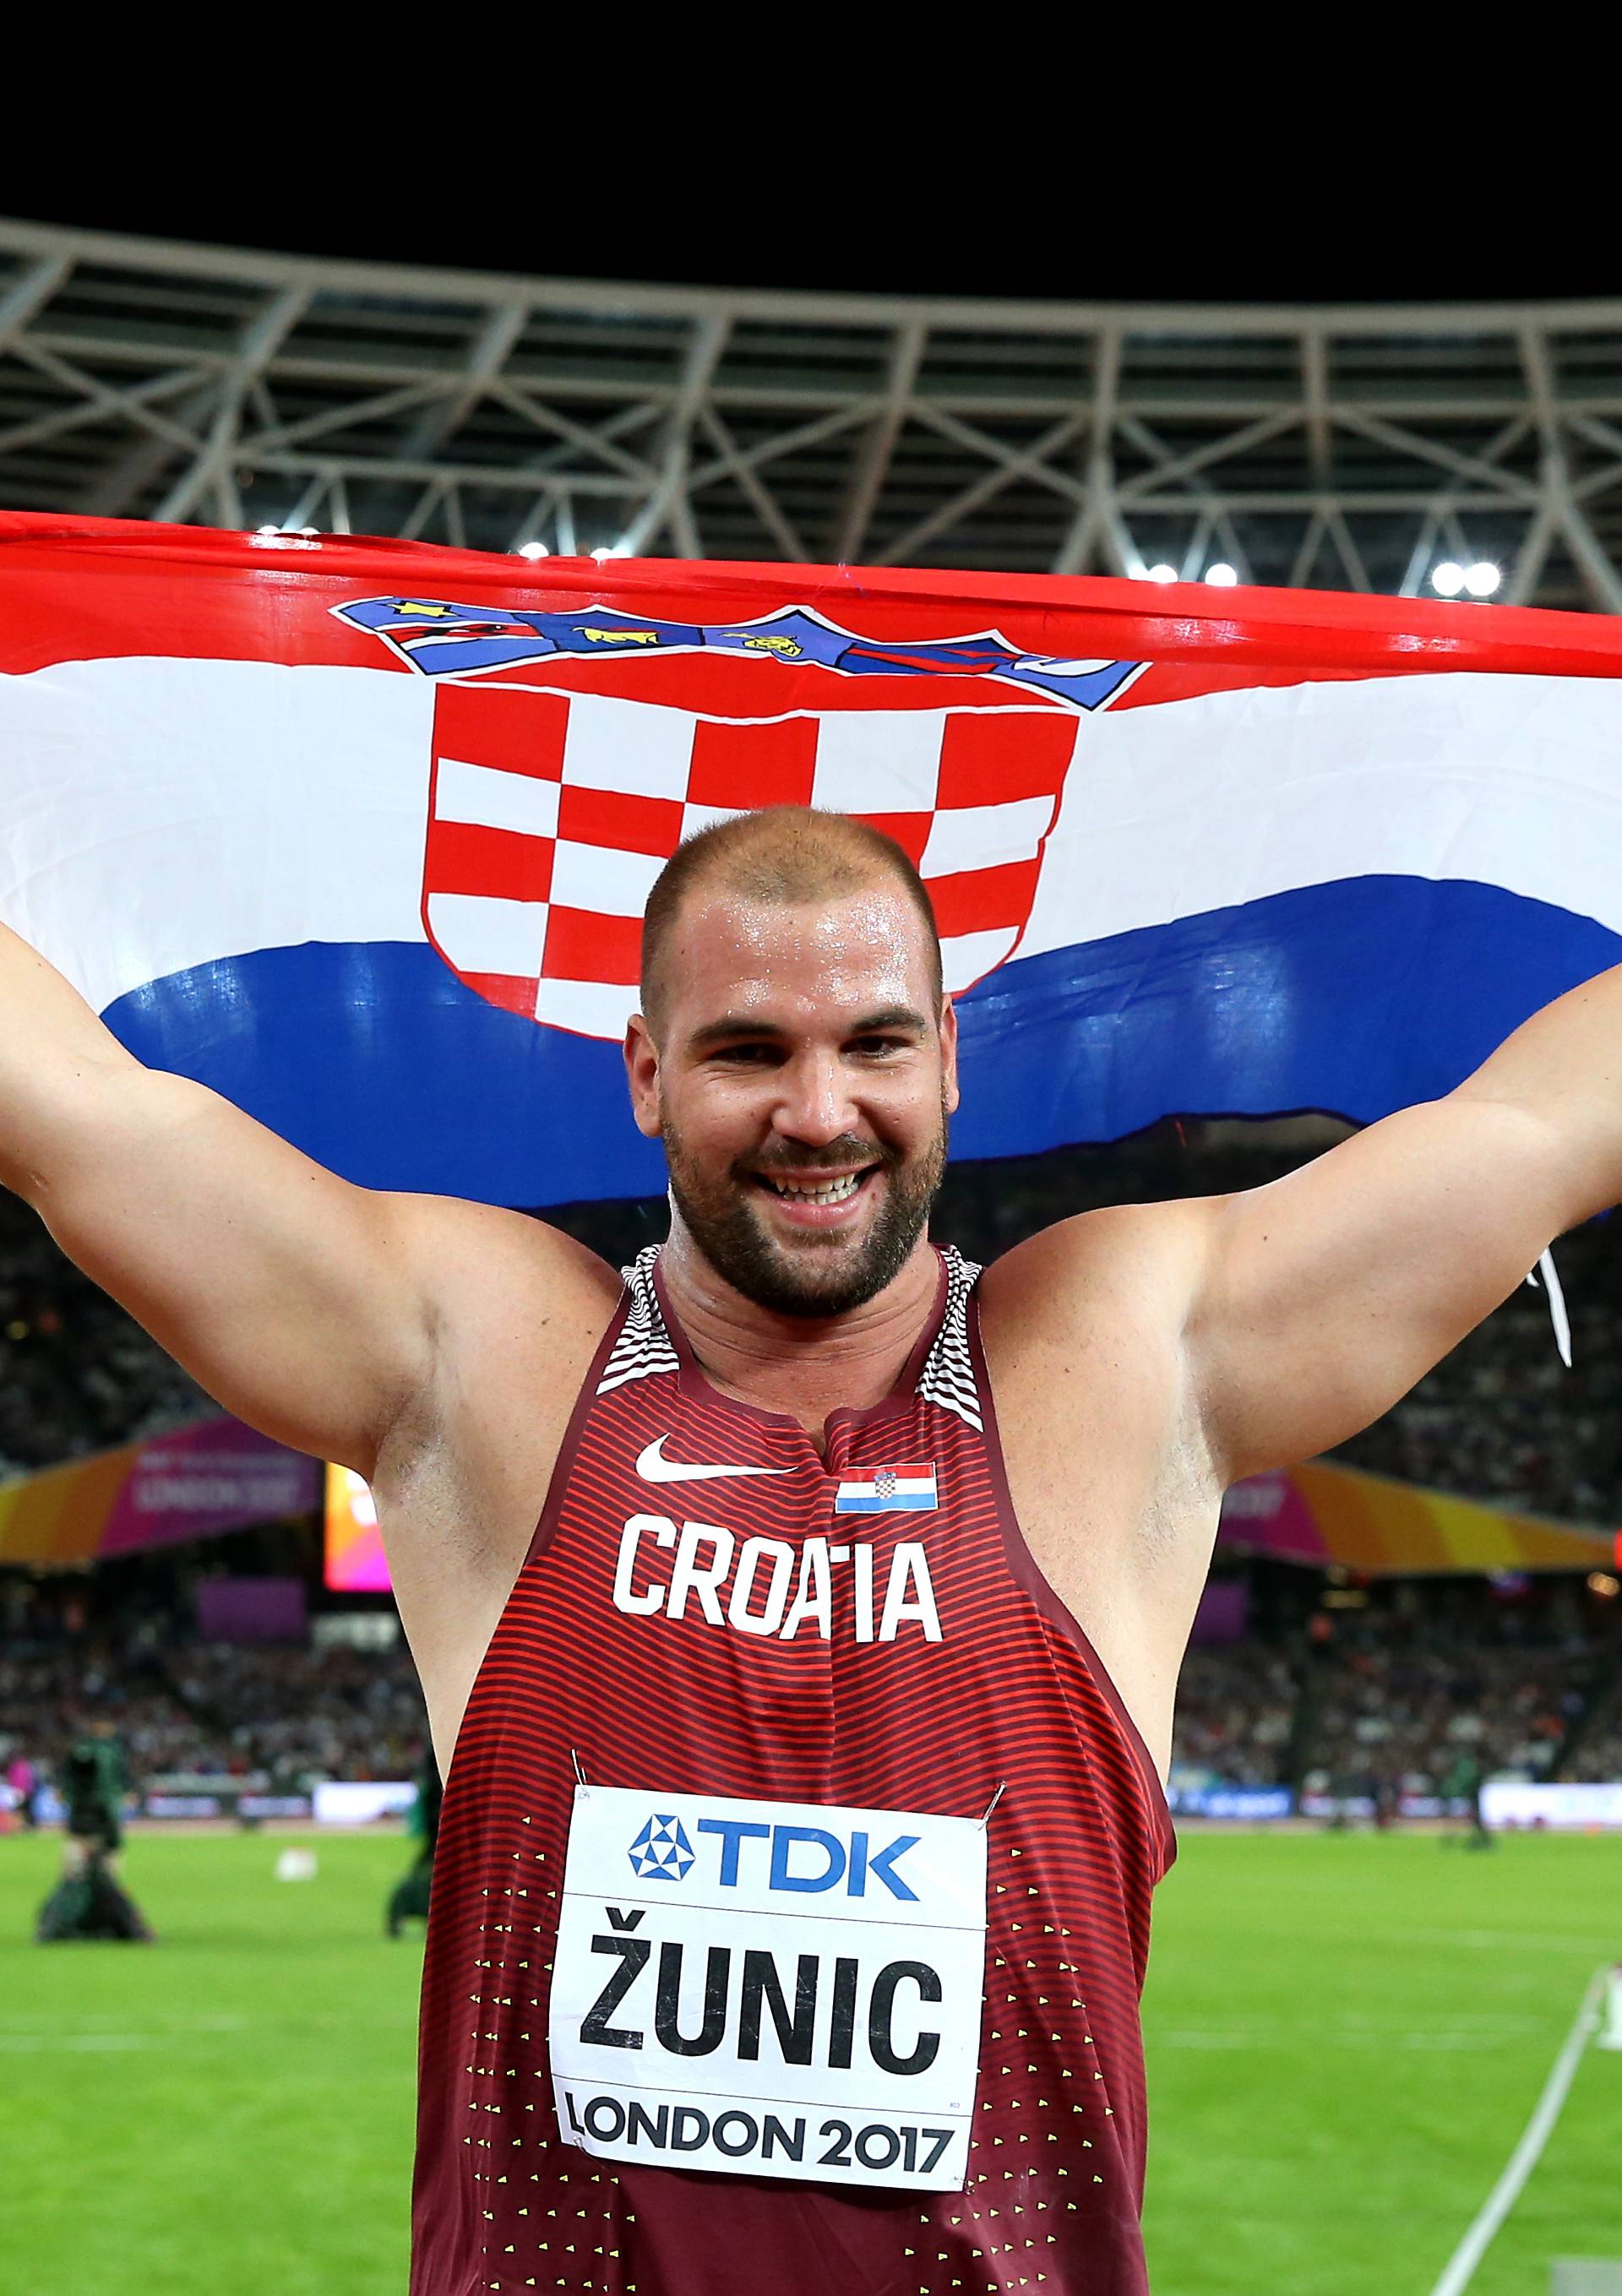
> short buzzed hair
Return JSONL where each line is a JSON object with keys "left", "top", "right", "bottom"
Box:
{"left": 640, "top": 807, "right": 943, "bottom": 1030}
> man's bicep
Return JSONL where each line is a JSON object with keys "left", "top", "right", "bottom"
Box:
{"left": 1186, "top": 1096, "right": 1578, "bottom": 1484}
{"left": 23, "top": 1068, "right": 438, "bottom": 1472}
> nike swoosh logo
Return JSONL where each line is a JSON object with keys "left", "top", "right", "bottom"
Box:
{"left": 634, "top": 1436, "right": 795, "bottom": 1485}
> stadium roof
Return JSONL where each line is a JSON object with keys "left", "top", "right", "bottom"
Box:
{"left": 4, "top": 215, "right": 1622, "bottom": 611}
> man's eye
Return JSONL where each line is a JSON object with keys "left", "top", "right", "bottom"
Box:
{"left": 850, "top": 1037, "right": 906, "bottom": 1058}
{"left": 711, "top": 1043, "right": 774, "bottom": 1063}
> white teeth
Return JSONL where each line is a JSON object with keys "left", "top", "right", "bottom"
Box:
{"left": 768, "top": 1172, "right": 864, "bottom": 1204}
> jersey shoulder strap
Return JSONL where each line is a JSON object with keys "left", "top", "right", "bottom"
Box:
{"left": 917, "top": 1243, "right": 985, "bottom": 1432}
{"left": 594, "top": 1244, "right": 678, "bottom": 1395}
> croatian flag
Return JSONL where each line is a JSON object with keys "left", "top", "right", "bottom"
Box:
{"left": 835, "top": 1464, "right": 939, "bottom": 1515}
{"left": 3, "top": 511, "right": 1622, "bottom": 1208}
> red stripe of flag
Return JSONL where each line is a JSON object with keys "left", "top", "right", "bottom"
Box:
{"left": 925, "top": 857, "right": 1040, "bottom": 937}
{"left": 859, "top": 811, "right": 932, "bottom": 867}
{"left": 543, "top": 906, "right": 644, "bottom": 983}
{"left": 426, "top": 819, "right": 554, "bottom": 904}
{"left": 687, "top": 715, "right": 819, "bottom": 810}
{"left": 433, "top": 683, "right": 569, "bottom": 779}
{"left": 934, "top": 710, "right": 1075, "bottom": 808}
{"left": 451, "top": 970, "right": 540, "bottom": 1017}
{"left": 557, "top": 785, "right": 685, "bottom": 856}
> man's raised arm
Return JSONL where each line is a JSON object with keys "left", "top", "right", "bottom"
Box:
{"left": 0, "top": 916, "right": 452, "bottom": 1476}
{"left": 1184, "top": 963, "right": 1622, "bottom": 1486}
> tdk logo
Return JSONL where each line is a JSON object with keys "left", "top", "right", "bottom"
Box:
{"left": 628, "top": 1814, "right": 695, "bottom": 1882}
{"left": 645, "top": 1814, "right": 923, "bottom": 1902}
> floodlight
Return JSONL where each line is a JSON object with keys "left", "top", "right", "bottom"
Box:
{"left": 1146, "top": 563, "right": 1178, "bottom": 584}
{"left": 515, "top": 541, "right": 549, "bottom": 560}
{"left": 1204, "top": 563, "right": 1238, "bottom": 588}
{"left": 1432, "top": 562, "right": 1466, "bottom": 596}
{"left": 1464, "top": 560, "right": 1500, "bottom": 597}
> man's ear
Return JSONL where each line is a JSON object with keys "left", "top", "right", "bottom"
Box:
{"left": 624, "top": 1013, "right": 663, "bottom": 1140}
{"left": 940, "top": 995, "right": 961, "bottom": 1116}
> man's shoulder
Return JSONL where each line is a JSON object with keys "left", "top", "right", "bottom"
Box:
{"left": 384, "top": 1195, "right": 625, "bottom": 1446}
{"left": 976, "top": 1195, "right": 1217, "bottom": 1351}
{"left": 395, "top": 1194, "right": 625, "bottom": 1332}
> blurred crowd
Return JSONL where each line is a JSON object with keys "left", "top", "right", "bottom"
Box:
{"left": 0, "top": 1189, "right": 204, "bottom": 1477}
{"left": 1300, "top": 1641, "right": 1590, "bottom": 1798}
{"left": 0, "top": 1576, "right": 427, "bottom": 1798}
{"left": 1168, "top": 1575, "right": 1621, "bottom": 1796}
{"left": 1168, "top": 1648, "right": 1299, "bottom": 1787}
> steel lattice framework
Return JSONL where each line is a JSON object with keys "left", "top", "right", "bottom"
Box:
{"left": 6, "top": 215, "right": 1622, "bottom": 610}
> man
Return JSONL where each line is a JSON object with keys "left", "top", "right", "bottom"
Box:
{"left": 0, "top": 806, "right": 1608, "bottom": 2293}
{"left": 35, "top": 1720, "right": 155, "bottom": 1942}
{"left": 386, "top": 1745, "right": 444, "bottom": 1938}
{"left": 1441, "top": 1747, "right": 1494, "bottom": 1850}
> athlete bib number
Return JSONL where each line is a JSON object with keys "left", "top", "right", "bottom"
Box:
{"left": 549, "top": 1783, "right": 987, "bottom": 2191}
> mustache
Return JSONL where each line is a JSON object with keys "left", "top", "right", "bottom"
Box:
{"left": 744, "top": 1139, "right": 900, "bottom": 1178}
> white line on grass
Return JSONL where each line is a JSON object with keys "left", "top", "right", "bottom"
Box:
{"left": 1426, "top": 1964, "right": 1607, "bottom": 2296}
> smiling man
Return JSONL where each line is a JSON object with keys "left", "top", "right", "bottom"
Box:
{"left": 1, "top": 803, "right": 1614, "bottom": 2296}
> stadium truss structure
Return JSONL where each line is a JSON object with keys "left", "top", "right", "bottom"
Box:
{"left": 5, "top": 216, "right": 1622, "bottom": 612}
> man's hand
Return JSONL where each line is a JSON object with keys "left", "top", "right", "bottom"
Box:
{"left": 1185, "top": 961, "right": 1622, "bottom": 1483}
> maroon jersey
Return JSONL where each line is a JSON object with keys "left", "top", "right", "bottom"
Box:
{"left": 411, "top": 1245, "right": 1174, "bottom": 2295}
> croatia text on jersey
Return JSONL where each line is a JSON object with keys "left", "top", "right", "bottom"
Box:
{"left": 612, "top": 1516, "right": 943, "bottom": 1643}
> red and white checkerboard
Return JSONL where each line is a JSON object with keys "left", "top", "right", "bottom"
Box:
{"left": 422, "top": 681, "right": 1080, "bottom": 1038}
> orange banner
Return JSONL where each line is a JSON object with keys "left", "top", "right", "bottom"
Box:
{"left": 1219, "top": 1458, "right": 1614, "bottom": 1575}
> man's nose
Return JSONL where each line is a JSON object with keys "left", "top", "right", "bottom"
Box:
{"left": 771, "top": 1052, "right": 855, "bottom": 1145}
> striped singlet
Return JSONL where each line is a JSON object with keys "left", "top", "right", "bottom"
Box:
{"left": 411, "top": 1244, "right": 1175, "bottom": 2296}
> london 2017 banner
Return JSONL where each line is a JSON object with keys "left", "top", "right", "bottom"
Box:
{"left": 3, "top": 512, "right": 1622, "bottom": 1210}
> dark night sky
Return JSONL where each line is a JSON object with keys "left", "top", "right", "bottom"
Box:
{"left": 1, "top": 150, "right": 1604, "bottom": 307}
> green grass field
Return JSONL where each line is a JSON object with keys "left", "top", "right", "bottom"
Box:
{"left": 1, "top": 1825, "right": 1617, "bottom": 2293}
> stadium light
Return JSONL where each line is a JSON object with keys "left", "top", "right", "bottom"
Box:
{"left": 1204, "top": 563, "right": 1238, "bottom": 588}
{"left": 1464, "top": 560, "right": 1501, "bottom": 597}
{"left": 1146, "top": 563, "right": 1179, "bottom": 585}
{"left": 1432, "top": 562, "right": 1467, "bottom": 596}
{"left": 515, "top": 540, "right": 549, "bottom": 560}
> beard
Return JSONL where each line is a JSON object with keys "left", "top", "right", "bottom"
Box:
{"left": 661, "top": 1107, "right": 949, "bottom": 1319}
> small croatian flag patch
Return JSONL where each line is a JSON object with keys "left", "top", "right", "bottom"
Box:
{"left": 834, "top": 1463, "right": 939, "bottom": 1515}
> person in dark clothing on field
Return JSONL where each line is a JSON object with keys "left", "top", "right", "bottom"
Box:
{"left": 386, "top": 1751, "right": 443, "bottom": 1938}
{"left": 1442, "top": 1749, "right": 1495, "bottom": 1850}
{"left": 35, "top": 1721, "right": 155, "bottom": 1942}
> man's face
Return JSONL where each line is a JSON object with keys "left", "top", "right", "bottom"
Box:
{"left": 625, "top": 882, "right": 959, "bottom": 1317}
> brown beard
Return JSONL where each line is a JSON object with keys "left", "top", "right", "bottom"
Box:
{"left": 661, "top": 1107, "right": 949, "bottom": 1318}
